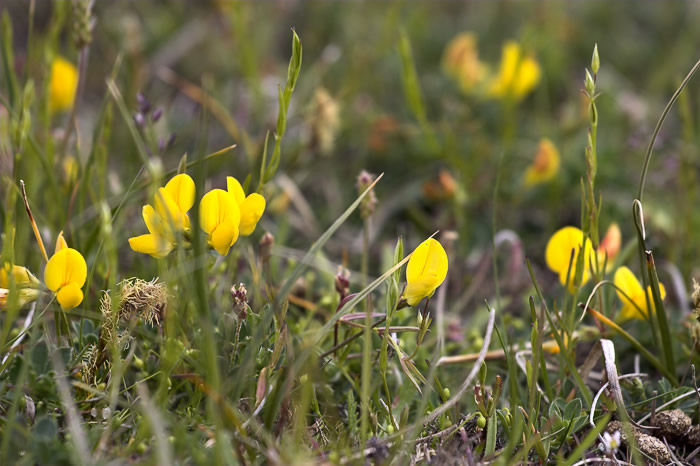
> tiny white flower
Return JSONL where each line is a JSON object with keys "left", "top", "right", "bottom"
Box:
{"left": 600, "top": 431, "right": 621, "bottom": 455}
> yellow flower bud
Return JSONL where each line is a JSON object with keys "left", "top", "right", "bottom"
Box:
{"left": 597, "top": 223, "right": 621, "bottom": 267}
{"left": 442, "top": 32, "right": 487, "bottom": 94}
{"left": 404, "top": 238, "right": 448, "bottom": 307}
{"left": 523, "top": 138, "right": 560, "bottom": 187}
{"left": 0, "top": 264, "right": 41, "bottom": 308}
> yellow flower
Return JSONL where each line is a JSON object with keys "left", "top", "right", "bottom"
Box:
{"left": 614, "top": 266, "right": 666, "bottom": 321}
{"left": 227, "top": 177, "right": 266, "bottom": 236}
{"left": 597, "top": 223, "right": 621, "bottom": 267}
{"left": 442, "top": 33, "right": 487, "bottom": 93}
{"left": 49, "top": 56, "right": 79, "bottom": 113}
{"left": 487, "top": 41, "right": 540, "bottom": 101}
{"left": 404, "top": 238, "right": 448, "bottom": 307}
{"left": 129, "top": 174, "right": 195, "bottom": 257}
{"left": 545, "top": 226, "right": 595, "bottom": 291}
{"left": 44, "top": 238, "right": 87, "bottom": 310}
{"left": 200, "top": 189, "right": 241, "bottom": 256}
{"left": 524, "top": 138, "right": 560, "bottom": 187}
{"left": 63, "top": 155, "right": 79, "bottom": 186}
{"left": 0, "top": 264, "right": 40, "bottom": 308}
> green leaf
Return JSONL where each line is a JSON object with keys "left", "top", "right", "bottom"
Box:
{"left": 30, "top": 343, "right": 49, "bottom": 374}
{"left": 0, "top": 12, "right": 18, "bottom": 110}
{"left": 485, "top": 412, "right": 497, "bottom": 456}
{"left": 398, "top": 28, "right": 426, "bottom": 127}
{"left": 33, "top": 416, "right": 58, "bottom": 441}
{"left": 563, "top": 398, "right": 582, "bottom": 421}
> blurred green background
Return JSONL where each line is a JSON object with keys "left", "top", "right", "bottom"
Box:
{"left": 3, "top": 0, "right": 700, "bottom": 311}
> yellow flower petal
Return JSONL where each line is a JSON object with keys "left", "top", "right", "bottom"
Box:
{"left": 597, "top": 223, "right": 621, "bottom": 266}
{"left": 49, "top": 57, "right": 78, "bottom": 113}
{"left": 128, "top": 234, "right": 173, "bottom": 258}
{"left": 55, "top": 231, "right": 68, "bottom": 253}
{"left": 1, "top": 264, "right": 38, "bottom": 288}
{"left": 211, "top": 219, "right": 239, "bottom": 256}
{"left": 615, "top": 266, "right": 667, "bottom": 321}
{"left": 154, "top": 187, "right": 186, "bottom": 231}
{"left": 239, "top": 193, "right": 266, "bottom": 236}
{"left": 200, "top": 189, "right": 240, "bottom": 255}
{"left": 488, "top": 41, "right": 540, "bottom": 101}
{"left": 545, "top": 226, "right": 593, "bottom": 289}
{"left": 163, "top": 174, "right": 195, "bottom": 214}
{"left": 56, "top": 283, "right": 83, "bottom": 310}
{"left": 56, "top": 283, "right": 84, "bottom": 310}
{"left": 405, "top": 238, "right": 448, "bottom": 306}
{"left": 513, "top": 56, "right": 541, "bottom": 98}
{"left": 614, "top": 266, "right": 643, "bottom": 306}
{"left": 45, "top": 248, "right": 86, "bottom": 292}
{"left": 226, "top": 176, "right": 246, "bottom": 206}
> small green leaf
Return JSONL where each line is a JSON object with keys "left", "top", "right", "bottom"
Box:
{"left": 33, "top": 416, "right": 58, "bottom": 441}
{"left": 563, "top": 398, "right": 582, "bottom": 421}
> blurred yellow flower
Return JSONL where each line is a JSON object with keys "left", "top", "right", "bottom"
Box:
{"left": 129, "top": 174, "right": 195, "bottom": 257}
{"left": 443, "top": 33, "right": 487, "bottom": 93}
{"left": 404, "top": 238, "right": 448, "bottom": 306}
{"left": 541, "top": 332, "right": 571, "bottom": 354}
{"left": 0, "top": 264, "right": 40, "bottom": 308}
{"left": 524, "top": 138, "right": 560, "bottom": 187}
{"left": 614, "top": 266, "right": 666, "bottom": 321}
{"left": 63, "top": 155, "right": 79, "bottom": 186}
{"left": 597, "top": 223, "right": 621, "bottom": 266}
{"left": 200, "top": 188, "right": 241, "bottom": 256}
{"left": 49, "top": 56, "right": 79, "bottom": 113}
{"left": 44, "top": 238, "right": 87, "bottom": 310}
{"left": 545, "top": 226, "right": 594, "bottom": 291}
{"left": 227, "top": 177, "right": 266, "bottom": 236}
{"left": 488, "top": 41, "right": 540, "bottom": 101}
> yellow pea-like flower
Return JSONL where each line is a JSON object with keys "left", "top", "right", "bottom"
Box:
{"left": 44, "top": 247, "right": 87, "bottom": 310}
{"left": 614, "top": 266, "right": 666, "bottom": 321}
{"left": 545, "top": 226, "right": 594, "bottom": 291}
{"left": 488, "top": 41, "right": 540, "bottom": 101}
{"left": 0, "top": 264, "right": 40, "bottom": 308}
{"left": 129, "top": 174, "right": 195, "bottom": 258}
{"left": 523, "top": 138, "right": 560, "bottom": 187}
{"left": 49, "top": 56, "right": 79, "bottom": 113}
{"left": 227, "top": 177, "right": 266, "bottom": 236}
{"left": 442, "top": 32, "right": 487, "bottom": 94}
{"left": 200, "top": 189, "right": 241, "bottom": 256}
{"left": 404, "top": 238, "right": 448, "bottom": 307}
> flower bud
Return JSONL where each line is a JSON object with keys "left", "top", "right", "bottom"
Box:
{"left": 591, "top": 44, "right": 600, "bottom": 76}
{"left": 133, "top": 112, "right": 146, "bottom": 127}
{"left": 356, "top": 170, "right": 377, "bottom": 219}
{"left": 334, "top": 266, "right": 350, "bottom": 299}
{"left": 584, "top": 69, "right": 595, "bottom": 95}
{"left": 231, "top": 283, "right": 248, "bottom": 320}
{"left": 259, "top": 231, "right": 274, "bottom": 265}
{"left": 136, "top": 92, "right": 150, "bottom": 114}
